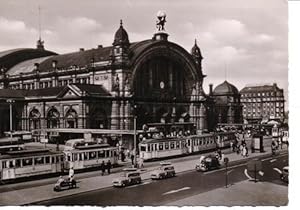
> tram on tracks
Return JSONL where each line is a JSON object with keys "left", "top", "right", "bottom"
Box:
{"left": 63, "top": 139, "right": 118, "bottom": 171}
{"left": 0, "top": 148, "right": 64, "bottom": 181}
{"left": 139, "top": 131, "right": 235, "bottom": 161}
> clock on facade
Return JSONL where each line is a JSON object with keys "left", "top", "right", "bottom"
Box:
{"left": 160, "top": 81, "right": 165, "bottom": 89}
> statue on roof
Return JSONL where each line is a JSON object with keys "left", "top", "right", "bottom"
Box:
{"left": 156, "top": 11, "right": 166, "bottom": 31}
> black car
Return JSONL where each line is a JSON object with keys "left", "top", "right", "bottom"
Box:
{"left": 53, "top": 177, "right": 77, "bottom": 191}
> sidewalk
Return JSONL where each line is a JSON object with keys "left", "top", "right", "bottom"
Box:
{"left": 166, "top": 180, "right": 288, "bottom": 206}
{"left": 0, "top": 144, "right": 288, "bottom": 205}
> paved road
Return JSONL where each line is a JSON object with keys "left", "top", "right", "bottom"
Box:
{"left": 35, "top": 153, "right": 288, "bottom": 206}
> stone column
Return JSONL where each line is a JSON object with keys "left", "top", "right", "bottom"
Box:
{"left": 111, "top": 100, "right": 120, "bottom": 130}
{"left": 119, "top": 101, "right": 124, "bottom": 130}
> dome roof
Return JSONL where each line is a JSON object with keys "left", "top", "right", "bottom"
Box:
{"left": 191, "top": 39, "right": 203, "bottom": 59}
{"left": 213, "top": 80, "right": 239, "bottom": 95}
{"left": 113, "top": 20, "right": 129, "bottom": 46}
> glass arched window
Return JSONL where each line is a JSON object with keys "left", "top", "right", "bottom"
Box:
{"left": 29, "top": 109, "right": 41, "bottom": 130}
{"left": 65, "top": 109, "right": 78, "bottom": 128}
{"left": 47, "top": 108, "right": 60, "bottom": 128}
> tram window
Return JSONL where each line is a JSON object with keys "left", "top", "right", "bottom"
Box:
{"left": 159, "top": 143, "right": 163, "bottom": 150}
{"left": 187, "top": 140, "right": 191, "bottom": 146}
{"left": 89, "top": 152, "right": 96, "bottom": 159}
{"left": 176, "top": 141, "right": 180, "bottom": 148}
{"left": 16, "top": 159, "right": 21, "bottom": 167}
{"left": 151, "top": 144, "right": 154, "bottom": 151}
{"left": 73, "top": 154, "right": 78, "bottom": 161}
{"left": 147, "top": 144, "right": 151, "bottom": 151}
{"left": 199, "top": 141, "right": 202, "bottom": 145}
{"left": 170, "top": 142, "right": 175, "bottom": 149}
{"left": 2, "top": 161, "right": 7, "bottom": 168}
{"left": 165, "top": 142, "right": 169, "bottom": 150}
{"left": 140, "top": 146, "right": 146, "bottom": 151}
{"left": 105, "top": 150, "right": 110, "bottom": 158}
{"left": 84, "top": 152, "right": 88, "bottom": 160}
{"left": 79, "top": 153, "right": 83, "bottom": 161}
{"left": 154, "top": 144, "right": 157, "bottom": 151}
{"left": 45, "top": 156, "right": 50, "bottom": 164}
{"left": 98, "top": 150, "right": 105, "bottom": 158}
{"left": 22, "top": 158, "right": 33, "bottom": 166}
{"left": 52, "top": 157, "right": 55, "bottom": 163}
{"left": 9, "top": 160, "right": 14, "bottom": 168}
{"left": 35, "top": 157, "right": 44, "bottom": 165}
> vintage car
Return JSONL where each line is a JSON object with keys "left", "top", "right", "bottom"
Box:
{"left": 53, "top": 177, "right": 77, "bottom": 191}
{"left": 151, "top": 162, "right": 176, "bottom": 180}
{"left": 195, "top": 155, "right": 221, "bottom": 172}
{"left": 280, "top": 166, "right": 289, "bottom": 183}
{"left": 112, "top": 168, "right": 142, "bottom": 187}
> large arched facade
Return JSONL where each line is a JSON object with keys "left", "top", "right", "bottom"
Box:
{"left": 128, "top": 39, "right": 207, "bottom": 130}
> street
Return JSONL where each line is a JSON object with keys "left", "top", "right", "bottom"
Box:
{"left": 34, "top": 153, "right": 288, "bottom": 206}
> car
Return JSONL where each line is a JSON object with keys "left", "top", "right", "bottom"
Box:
{"left": 112, "top": 168, "right": 142, "bottom": 187}
{"left": 53, "top": 177, "right": 77, "bottom": 191}
{"left": 151, "top": 162, "right": 176, "bottom": 180}
{"left": 280, "top": 166, "right": 289, "bottom": 183}
{"left": 195, "top": 155, "right": 220, "bottom": 172}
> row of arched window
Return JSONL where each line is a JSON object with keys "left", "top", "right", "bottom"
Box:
{"left": 29, "top": 108, "right": 78, "bottom": 130}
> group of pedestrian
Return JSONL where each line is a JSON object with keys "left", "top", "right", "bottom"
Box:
{"left": 100, "top": 160, "right": 112, "bottom": 176}
{"left": 233, "top": 140, "right": 248, "bottom": 158}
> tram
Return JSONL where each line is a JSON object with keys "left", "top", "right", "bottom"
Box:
{"left": 63, "top": 139, "right": 118, "bottom": 171}
{"left": 139, "top": 132, "right": 235, "bottom": 161}
{"left": 0, "top": 148, "right": 64, "bottom": 181}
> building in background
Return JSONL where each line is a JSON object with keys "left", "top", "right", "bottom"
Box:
{"left": 240, "top": 83, "right": 285, "bottom": 124}
{"left": 209, "top": 81, "right": 243, "bottom": 127}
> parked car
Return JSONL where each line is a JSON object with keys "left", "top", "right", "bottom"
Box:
{"left": 112, "top": 168, "right": 142, "bottom": 187}
{"left": 53, "top": 177, "right": 77, "bottom": 191}
{"left": 151, "top": 162, "right": 176, "bottom": 180}
{"left": 280, "top": 166, "right": 289, "bottom": 183}
{"left": 195, "top": 155, "right": 220, "bottom": 172}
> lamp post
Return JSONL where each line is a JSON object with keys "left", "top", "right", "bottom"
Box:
{"left": 133, "top": 113, "right": 137, "bottom": 167}
{"left": 6, "top": 99, "right": 15, "bottom": 142}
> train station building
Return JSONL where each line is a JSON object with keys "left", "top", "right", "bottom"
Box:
{"left": 0, "top": 15, "right": 239, "bottom": 147}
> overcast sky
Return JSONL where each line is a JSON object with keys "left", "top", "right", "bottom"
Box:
{"left": 0, "top": 0, "right": 288, "bottom": 107}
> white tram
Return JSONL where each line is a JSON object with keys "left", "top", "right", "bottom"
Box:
{"left": 139, "top": 132, "right": 235, "bottom": 161}
{"left": 0, "top": 149, "right": 64, "bottom": 181}
{"left": 63, "top": 142, "right": 118, "bottom": 171}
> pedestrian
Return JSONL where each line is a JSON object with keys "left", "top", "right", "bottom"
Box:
{"left": 279, "top": 138, "right": 283, "bottom": 149}
{"left": 106, "top": 160, "right": 112, "bottom": 174}
{"left": 100, "top": 161, "right": 105, "bottom": 176}
{"left": 271, "top": 141, "right": 276, "bottom": 156}
{"left": 239, "top": 144, "right": 243, "bottom": 156}
{"left": 245, "top": 146, "right": 249, "bottom": 157}
{"left": 130, "top": 153, "right": 134, "bottom": 166}
{"left": 69, "top": 167, "right": 74, "bottom": 181}
{"left": 121, "top": 151, "right": 126, "bottom": 162}
{"left": 242, "top": 146, "right": 247, "bottom": 157}
{"left": 139, "top": 157, "right": 144, "bottom": 168}
{"left": 230, "top": 141, "right": 234, "bottom": 152}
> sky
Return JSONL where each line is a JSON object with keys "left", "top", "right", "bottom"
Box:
{"left": 0, "top": 0, "right": 288, "bottom": 107}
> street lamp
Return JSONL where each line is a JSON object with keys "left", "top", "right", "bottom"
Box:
{"left": 133, "top": 104, "right": 138, "bottom": 167}
{"left": 6, "top": 99, "right": 15, "bottom": 142}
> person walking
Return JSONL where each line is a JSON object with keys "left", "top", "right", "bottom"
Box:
{"left": 69, "top": 167, "right": 74, "bottom": 181}
{"left": 130, "top": 153, "right": 135, "bottom": 166}
{"left": 271, "top": 141, "right": 276, "bottom": 156}
{"left": 100, "top": 161, "right": 105, "bottom": 176}
{"left": 106, "top": 160, "right": 112, "bottom": 174}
